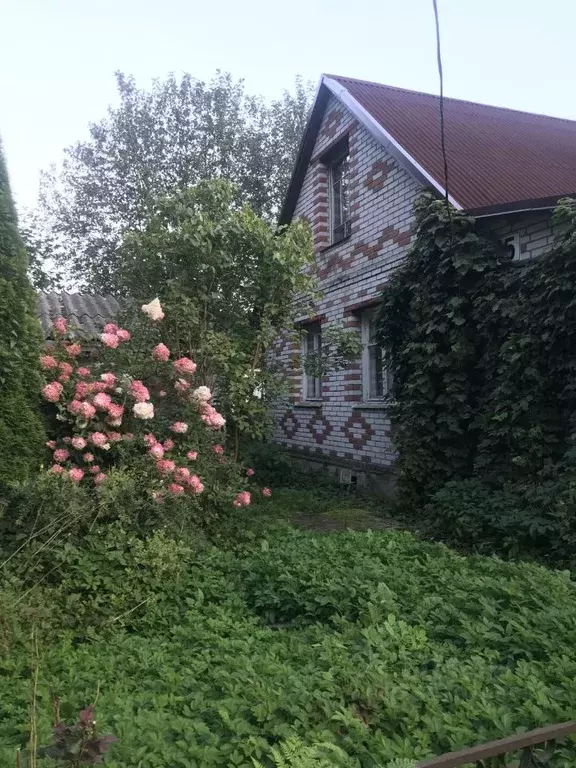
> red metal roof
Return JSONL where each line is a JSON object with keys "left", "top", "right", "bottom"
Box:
{"left": 328, "top": 75, "right": 576, "bottom": 213}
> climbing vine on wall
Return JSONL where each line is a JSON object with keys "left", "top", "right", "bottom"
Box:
{"left": 376, "top": 193, "right": 576, "bottom": 510}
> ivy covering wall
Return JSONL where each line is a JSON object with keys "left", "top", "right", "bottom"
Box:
{"left": 0, "top": 139, "right": 45, "bottom": 488}
{"left": 376, "top": 193, "right": 576, "bottom": 519}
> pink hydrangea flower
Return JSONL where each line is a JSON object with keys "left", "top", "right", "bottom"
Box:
{"left": 75, "top": 381, "right": 92, "bottom": 399}
{"left": 201, "top": 405, "right": 226, "bottom": 430}
{"left": 46, "top": 440, "right": 57, "bottom": 450}
{"left": 66, "top": 343, "right": 82, "bottom": 358}
{"left": 100, "top": 333, "right": 119, "bottom": 349}
{"left": 83, "top": 452, "right": 95, "bottom": 463}
{"left": 152, "top": 343, "right": 170, "bottom": 362}
{"left": 94, "top": 472, "right": 106, "bottom": 485}
{"left": 116, "top": 328, "right": 131, "bottom": 342}
{"left": 106, "top": 431, "right": 122, "bottom": 442}
{"left": 173, "top": 357, "right": 197, "bottom": 377}
{"left": 211, "top": 444, "right": 224, "bottom": 455}
{"left": 173, "top": 466, "right": 191, "bottom": 484}
{"left": 149, "top": 443, "right": 165, "bottom": 459}
{"left": 188, "top": 475, "right": 204, "bottom": 494}
{"left": 93, "top": 382, "right": 108, "bottom": 393}
{"left": 262, "top": 487, "right": 272, "bottom": 497}
{"left": 186, "top": 450, "right": 198, "bottom": 461}
{"left": 123, "top": 433, "right": 134, "bottom": 441}
{"left": 233, "top": 491, "right": 251, "bottom": 508}
{"left": 42, "top": 381, "right": 63, "bottom": 403}
{"left": 170, "top": 421, "right": 188, "bottom": 434}
{"left": 58, "top": 361, "right": 73, "bottom": 376}
{"left": 52, "top": 316, "right": 67, "bottom": 335}
{"left": 77, "top": 366, "right": 91, "bottom": 378}
{"left": 104, "top": 324, "right": 119, "bottom": 334}
{"left": 174, "top": 378, "right": 191, "bottom": 394}
{"left": 69, "top": 468, "right": 84, "bottom": 482}
{"left": 168, "top": 482, "right": 185, "bottom": 496}
{"left": 143, "top": 433, "right": 157, "bottom": 447}
{"left": 156, "top": 459, "right": 175, "bottom": 475}
{"left": 130, "top": 380, "right": 150, "bottom": 402}
{"left": 58, "top": 374, "right": 71, "bottom": 383}
{"left": 50, "top": 463, "right": 64, "bottom": 475}
{"left": 40, "top": 355, "right": 58, "bottom": 370}
{"left": 100, "top": 372, "right": 116, "bottom": 387}
{"left": 53, "top": 448, "right": 69, "bottom": 463}
{"left": 107, "top": 403, "right": 124, "bottom": 421}
{"left": 71, "top": 437, "right": 87, "bottom": 450}
{"left": 78, "top": 401, "right": 96, "bottom": 420}
{"left": 69, "top": 399, "right": 83, "bottom": 416}
{"left": 63, "top": 436, "right": 72, "bottom": 444}
{"left": 162, "top": 438, "right": 175, "bottom": 451}
{"left": 93, "top": 392, "right": 113, "bottom": 410}
{"left": 89, "top": 432, "right": 108, "bottom": 447}
{"left": 89, "top": 465, "right": 101, "bottom": 475}
{"left": 246, "top": 468, "right": 255, "bottom": 477}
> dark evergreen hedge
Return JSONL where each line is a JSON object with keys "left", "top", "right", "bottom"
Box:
{"left": 0, "top": 139, "right": 45, "bottom": 487}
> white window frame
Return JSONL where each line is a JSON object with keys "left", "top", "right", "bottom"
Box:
{"left": 302, "top": 326, "right": 322, "bottom": 401}
{"left": 361, "top": 310, "right": 392, "bottom": 401}
{"left": 329, "top": 149, "right": 351, "bottom": 245}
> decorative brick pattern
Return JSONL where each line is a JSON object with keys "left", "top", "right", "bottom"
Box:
{"left": 365, "top": 160, "right": 394, "bottom": 191}
{"left": 343, "top": 413, "right": 375, "bottom": 449}
{"left": 271, "top": 92, "right": 421, "bottom": 470}
{"left": 307, "top": 413, "right": 333, "bottom": 444}
{"left": 280, "top": 410, "right": 300, "bottom": 439}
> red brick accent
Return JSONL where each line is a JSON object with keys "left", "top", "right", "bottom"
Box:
{"left": 351, "top": 224, "right": 412, "bottom": 261}
{"left": 343, "top": 413, "right": 375, "bottom": 448}
{"left": 320, "top": 109, "right": 343, "bottom": 141}
{"left": 307, "top": 413, "right": 333, "bottom": 444}
{"left": 365, "top": 160, "right": 393, "bottom": 191}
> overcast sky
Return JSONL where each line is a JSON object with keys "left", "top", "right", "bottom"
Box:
{"left": 1, "top": 0, "right": 575, "bottom": 209}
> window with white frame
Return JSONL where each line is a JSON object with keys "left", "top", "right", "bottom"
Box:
{"left": 329, "top": 148, "right": 351, "bottom": 244}
{"left": 302, "top": 325, "right": 322, "bottom": 400}
{"left": 361, "top": 310, "right": 392, "bottom": 400}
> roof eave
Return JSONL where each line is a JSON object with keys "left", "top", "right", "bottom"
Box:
{"left": 468, "top": 194, "right": 573, "bottom": 218}
{"left": 278, "top": 74, "right": 465, "bottom": 227}
{"left": 323, "top": 76, "right": 463, "bottom": 210}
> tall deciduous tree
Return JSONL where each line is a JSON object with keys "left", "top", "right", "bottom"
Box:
{"left": 37, "top": 71, "right": 313, "bottom": 293}
{"left": 0, "top": 139, "right": 45, "bottom": 487}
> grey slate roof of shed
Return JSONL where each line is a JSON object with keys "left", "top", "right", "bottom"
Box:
{"left": 37, "top": 292, "right": 122, "bottom": 338}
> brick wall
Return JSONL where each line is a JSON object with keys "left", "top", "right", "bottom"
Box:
{"left": 477, "top": 210, "right": 559, "bottom": 260}
{"left": 271, "top": 94, "right": 421, "bottom": 470}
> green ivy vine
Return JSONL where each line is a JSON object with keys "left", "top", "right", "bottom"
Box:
{"left": 376, "top": 193, "right": 576, "bottom": 510}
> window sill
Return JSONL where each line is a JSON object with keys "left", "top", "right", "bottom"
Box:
{"left": 353, "top": 402, "right": 390, "bottom": 411}
{"left": 320, "top": 235, "right": 351, "bottom": 254}
{"left": 293, "top": 401, "right": 323, "bottom": 408}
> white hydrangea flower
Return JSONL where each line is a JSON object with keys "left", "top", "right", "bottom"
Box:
{"left": 192, "top": 385, "right": 212, "bottom": 402}
{"left": 133, "top": 402, "right": 155, "bottom": 420}
{"left": 141, "top": 298, "right": 164, "bottom": 321}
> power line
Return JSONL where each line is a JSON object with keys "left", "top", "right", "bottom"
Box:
{"left": 432, "top": 0, "right": 451, "bottom": 212}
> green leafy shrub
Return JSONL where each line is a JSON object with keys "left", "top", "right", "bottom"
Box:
{"left": 3, "top": 528, "right": 576, "bottom": 765}
{"left": 426, "top": 475, "right": 576, "bottom": 562}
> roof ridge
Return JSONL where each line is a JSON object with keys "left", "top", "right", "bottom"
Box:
{"left": 325, "top": 73, "right": 576, "bottom": 125}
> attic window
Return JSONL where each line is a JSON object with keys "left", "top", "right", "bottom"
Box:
{"left": 328, "top": 143, "right": 351, "bottom": 244}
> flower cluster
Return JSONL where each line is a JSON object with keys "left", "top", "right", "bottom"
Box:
{"left": 100, "top": 323, "right": 131, "bottom": 350}
{"left": 39, "top": 301, "right": 271, "bottom": 506}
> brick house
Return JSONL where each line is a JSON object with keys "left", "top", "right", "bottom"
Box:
{"left": 272, "top": 74, "right": 576, "bottom": 492}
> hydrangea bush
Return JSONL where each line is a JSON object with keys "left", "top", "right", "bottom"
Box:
{"left": 40, "top": 298, "right": 270, "bottom": 522}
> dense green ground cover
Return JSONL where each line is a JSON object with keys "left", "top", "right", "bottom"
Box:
{"left": 1, "top": 493, "right": 576, "bottom": 766}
